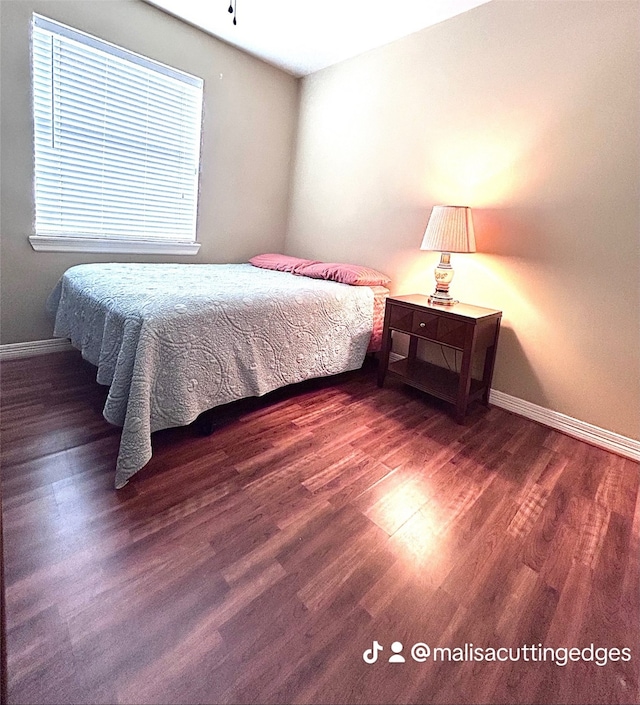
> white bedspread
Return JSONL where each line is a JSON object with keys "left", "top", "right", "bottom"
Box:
{"left": 47, "top": 263, "right": 374, "bottom": 488}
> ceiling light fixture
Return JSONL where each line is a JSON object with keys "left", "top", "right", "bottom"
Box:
{"left": 227, "top": 0, "right": 237, "bottom": 25}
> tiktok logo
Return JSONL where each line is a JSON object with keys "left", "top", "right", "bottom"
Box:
{"left": 363, "top": 640, "right": 384, "bottom": 664}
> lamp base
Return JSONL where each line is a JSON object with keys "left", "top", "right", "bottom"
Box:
{"left": 428, "top": 292, "right": 457, "bottom": 306}
{"left": 428, "top": 252, "right": 458, "bottom": 305}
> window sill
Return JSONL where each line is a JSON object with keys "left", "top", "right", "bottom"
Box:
{"left": 29, "top": 235, "right": 201, "bottom": 256}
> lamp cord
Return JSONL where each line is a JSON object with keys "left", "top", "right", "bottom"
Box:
{"left": 439, "top": 345, "right": 460, "bottom": 373}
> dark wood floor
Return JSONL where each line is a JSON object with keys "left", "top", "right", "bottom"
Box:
{"left": 1, "top": 351, "right": 638, "bottom": 705}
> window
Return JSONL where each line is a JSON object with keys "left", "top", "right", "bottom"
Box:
{"left": 30, "top": 15, "right": 204, "bottom": 255}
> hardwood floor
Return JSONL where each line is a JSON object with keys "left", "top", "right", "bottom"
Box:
{"left": 1, "top": 351, "right": 638, "bottom": 705}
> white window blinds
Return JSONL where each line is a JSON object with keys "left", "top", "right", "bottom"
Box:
{"left": 31, "top": 14, "right": 204, "bottom": 247}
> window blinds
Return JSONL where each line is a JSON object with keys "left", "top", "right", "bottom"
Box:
{"left": 32, "top": 15, "right": 204, "bottom": 242}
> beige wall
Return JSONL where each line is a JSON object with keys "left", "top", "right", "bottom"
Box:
{"left": 286, "top": 0, "right": 640, "bottom": 439}
{"left": 0, "top": 0, "right": 299, "bottom": 344}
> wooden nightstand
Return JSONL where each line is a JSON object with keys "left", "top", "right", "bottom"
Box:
{"left": 377, "top": 295, "right": 502, "bottom": 423}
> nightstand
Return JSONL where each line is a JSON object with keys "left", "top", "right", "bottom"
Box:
{"left": 377, "top": 295, "right": 502, "bottom": 423}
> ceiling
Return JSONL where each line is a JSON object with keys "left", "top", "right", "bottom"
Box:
{"left": 144, "top": 0, "right": 492, "bottom": 77}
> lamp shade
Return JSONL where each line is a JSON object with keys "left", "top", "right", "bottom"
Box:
{"left": 420, "top": 205, "right": 476, "bottom": 253}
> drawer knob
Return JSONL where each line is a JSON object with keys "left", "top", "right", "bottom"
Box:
{"left": 419, "top": 322, "right": 426, "bottom": 328}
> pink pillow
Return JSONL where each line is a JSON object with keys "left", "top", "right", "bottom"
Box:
{"left": 297, "top": 262, "right": 391, "bottom": 287}
{"left": 249, "top": 253, "right": 319, "bottom": 275}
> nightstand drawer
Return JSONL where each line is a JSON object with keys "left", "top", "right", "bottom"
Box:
{"left": 412, "top": 310, "right": 468, "bottom": 348}
{"left": 411, "top": 310, "right": 439, "bottom": 339}
{"left": 435, "top": 316, "right": 469, "bottom": 348}
{"left": 388, "top": 305, "right": 414, "bottom": 333}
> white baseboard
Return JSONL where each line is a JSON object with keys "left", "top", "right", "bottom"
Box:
{"left": 488, "top": 390, "right": 640, "bottom": 462}
{"left": 388, "top": 352, "right": 639, "bottom": 461}
{"left": 0, "top": 338, "right": 73, "bottom": 360}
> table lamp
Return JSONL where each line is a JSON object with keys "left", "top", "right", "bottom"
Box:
{"left": 420, "top": 205, "right": 476, "bottom": 305}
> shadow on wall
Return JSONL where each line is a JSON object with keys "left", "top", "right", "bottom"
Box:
{"left": 491, "top": 323, "right": 547, "bottom": 407}
{"left": 473, "top": 207, "right": 550, "bottom": 261}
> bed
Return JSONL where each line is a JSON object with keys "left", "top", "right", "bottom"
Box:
{"left": 46, "top": 261, "right": 389, "bottom": 488}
